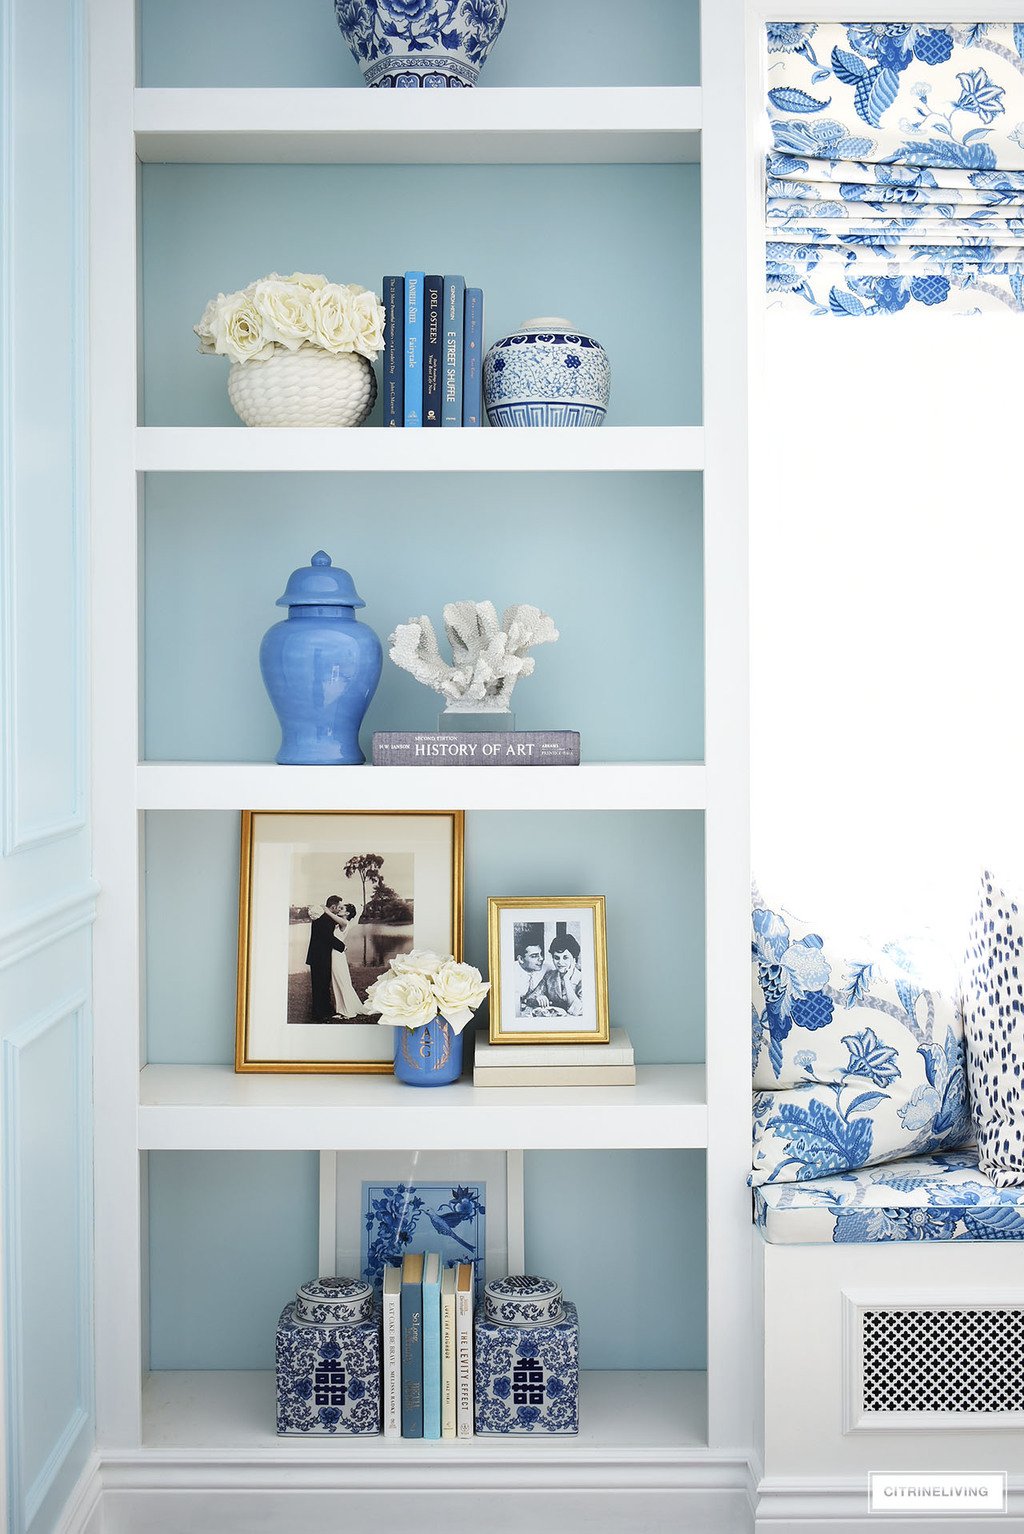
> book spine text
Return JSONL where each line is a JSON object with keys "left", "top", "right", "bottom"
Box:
{"left": 442, "top": 275, "right": 465, "bottom": 427}
{"left": 382, "top": 275, "right": 404, "bottom": 428}
{"left": 423, "top": 275, "right": 443, "bottom": 427}
{"left": 404, "top": 270, "right": 424, "bottom": 428}
{"left": 462, "top": 287, "right": 484, "bottom": 427}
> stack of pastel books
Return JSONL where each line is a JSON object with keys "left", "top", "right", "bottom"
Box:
{"left": 382, "top": 273, "right": 484, "bottom": 428}
{"left": 382, "top": 1253, "right": 476, "bottom": 1439}
{"left": 473, "top": 1027, "right": 637, "bottom": 1087}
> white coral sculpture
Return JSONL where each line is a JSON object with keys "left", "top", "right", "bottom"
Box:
{"left": 388, "top": 601, "right": 559, "bottom": 712}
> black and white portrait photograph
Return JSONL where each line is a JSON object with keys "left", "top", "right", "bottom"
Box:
{"left": 512, "top": 920, "right": 585, "bottom": 1020}
{"left": 288, "top": 849, "right": 415, "bottom": 1025}
{"left": 487, "top": 897, "right": 609, "bottom": 1044}
{"left": 237, "top": 811, "right": 464, "bottom": 1072}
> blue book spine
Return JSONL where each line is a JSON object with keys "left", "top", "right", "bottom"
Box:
{"left": 442, "top": 275, "right": 465, "bottom": 427}
{"left": 401, "top": 1264, "right": 424, "bottom": 1437}
{"left": 462, "top": 287, "right": 484, "bottom": 427}
{"left": 404, "top": 271, "right": 424, "bottom": 428}
{"left": 382, "top": 275, "right": 404, "bottom": 428}
{"left": 421, "top": 1255, "right": 442, "bottom": 1440}
{"left": 422, "top": 276, "right": 444, "bottom": 428}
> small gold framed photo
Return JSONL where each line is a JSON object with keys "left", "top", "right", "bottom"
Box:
{"left": 487, "top": 896, "right": 609, "bottom": 1044}
{"left": 236, "top": 810, "right": 464, "bottom": 1073}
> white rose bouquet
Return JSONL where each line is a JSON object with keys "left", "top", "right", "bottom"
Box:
{"left": 194, "top": 272, "right": 386, "bottom": 365}
{"left": 366, "top": 951, "right": 489, "bottom": 1035}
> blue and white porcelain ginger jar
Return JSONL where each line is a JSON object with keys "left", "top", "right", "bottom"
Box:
{"left": 334, "top": 0, "right": 508, "bottom": 89}
{"left": 259, "top": 551, "right": 383, "bottom": 766}
{"left": 475, "top": 1276, "right": 579, "bottom": 1434}
{"left": 276, "top": 1277, "right": 381, "bottom": 1435}
{"left": 483, "top": 317, "right": 611, "bottom": 428}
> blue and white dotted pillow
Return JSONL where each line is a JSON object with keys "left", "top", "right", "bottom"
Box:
{"left": 963, "top": 872, "right": 1024, "bottom": 1188}
{"left": 752, "top": 892, "right": 970, "bottom": 1186}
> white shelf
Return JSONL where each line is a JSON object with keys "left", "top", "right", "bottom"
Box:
{"left": 136, "top": 761, "right": 707, "bottom": 813}
{"left": 140, "top": 1369, "right": 708, "bottom": 1456}
{"left": 137, "top": 1063, "right": 708, "bottom": 1150}
{"left": 135, "top": 425, "right": 704, "bottom": 474}
{"left": 134, "top": 86, "right": 701, "bottom": 165}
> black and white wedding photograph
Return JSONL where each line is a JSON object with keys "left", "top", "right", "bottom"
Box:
{"left": 288, "top": 848, "right": 415, "bottom": 1025}
{"left": 236, "top": 811, "right": 464, "bottom": 1071}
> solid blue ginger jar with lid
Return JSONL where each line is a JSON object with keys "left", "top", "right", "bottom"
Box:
{"left": 474, "top": 1275, "right": 579, "bottom": 1434}
{"left": 276, "top": 1277, "right": 381, "bottom": 1435}
{"left": 259, "top": 551, "right": 382, "bottom": 765}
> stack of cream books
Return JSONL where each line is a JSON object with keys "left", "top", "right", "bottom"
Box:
{"left": 473, "top": 1027, "right": 635, "bottom": 1087}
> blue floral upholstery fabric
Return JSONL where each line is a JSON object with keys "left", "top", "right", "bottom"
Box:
{"left": 755, "top": 1148, "right": 1024, "bottom": 1243}
{"left": 766, "top": 23, "right": 1024, "bottom": 314}
{"left": 752, "top": 894, "right": 971, "bottom": 1186}
{"left": 963, "top": 872, "right": 1024, "bottom": 1187}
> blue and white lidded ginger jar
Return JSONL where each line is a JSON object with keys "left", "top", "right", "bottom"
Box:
{"left": 276, "top": 1277, "right": 381, "bottom": 1435}
{"left": 474, "top": 1275, "right": 579, "bottom": 1434}
{"left": 483, "top": 317, "right": 611, "bottom": 428}
{"left": 334, "top": 0, "right": 508, "bottom": 89}
{"left": 259, "top": 551, "right": 383, "bottom": 766}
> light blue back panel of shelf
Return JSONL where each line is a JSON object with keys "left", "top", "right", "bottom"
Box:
{"left": 139, "top": 0, "right": 700, "bottom": 87}
{"left": 148, "top": 1151, "right": 321, "bottom": 1370}
{"left": 142, "top": 472, "right": 705, "bottom": 762}
{"left": 140, "top": 163, "right": 701, "bottom": 429}
{"left": 147, "top": 1149, "right": 706, "bottom": 1370}
{"left": 144, "top": 809, "right": 705, "bottom": 1066}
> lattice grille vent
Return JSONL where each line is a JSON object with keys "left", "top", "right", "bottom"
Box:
{"left": 861, "top": 1306, "right": 1024, "bottom": 1415}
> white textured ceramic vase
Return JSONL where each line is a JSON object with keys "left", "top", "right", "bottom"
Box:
{"left": 227, "top": 350, "right": 377, "bottom": 428}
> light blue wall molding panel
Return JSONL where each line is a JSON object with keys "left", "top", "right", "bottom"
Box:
{"left": 140, "top": 163, "right": 701, "bottom": 430}
{"left": 2, "top": 993, "right": 92, "bottom": 1534}
{"left": 148, "top": 1149, "right": 706, "bottom": 1372}
{"left": 143, "top": 472, "right": 704, "bottom": 764}
{"left": 0, "top": 1, "right": 94, "bottom": 1530}
{"left": 140, "top": 0, "right": 700, "bottom": 88}
{"left": 144, "top": 809, "right": 705, "bottom": 1067}
{"left": 0, "top": 0, "right": 87, "bottom": 860}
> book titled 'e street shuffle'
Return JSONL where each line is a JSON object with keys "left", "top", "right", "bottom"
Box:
{"left": 373, "top": 731, "right": 581, "bottom": 766}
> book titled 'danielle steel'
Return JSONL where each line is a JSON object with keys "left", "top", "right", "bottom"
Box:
{"left": 373, "top": 731, "right": 580, "bottom": 766}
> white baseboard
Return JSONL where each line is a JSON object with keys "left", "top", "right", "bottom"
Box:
{"left": 89, "top": 1455, "right": 752, "bottom": 1534}
{"left": 755, "top": 1476, "right": 1024, "bottom": 1532}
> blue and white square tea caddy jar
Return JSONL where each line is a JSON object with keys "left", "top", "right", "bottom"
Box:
{"left": 276, "top": 1277, "right": 381, "bottom": 1435}
{"left": 474, "top": 1275, "right": 579, "bottom": 1434}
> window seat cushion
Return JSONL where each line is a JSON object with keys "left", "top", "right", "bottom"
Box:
{"left": 754, "top": 1149, "right": 1024, "bottom": 1244}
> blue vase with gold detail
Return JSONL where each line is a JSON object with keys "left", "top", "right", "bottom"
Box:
{"left": 260, "top": 551, "right": 382, "bottom": 765}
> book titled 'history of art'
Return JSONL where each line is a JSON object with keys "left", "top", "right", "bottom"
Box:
{"left": 373, "top": 731, "right": 580, "bottom": 766}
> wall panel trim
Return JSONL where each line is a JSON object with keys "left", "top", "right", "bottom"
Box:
{"left": 0, "top": 883, "right": 99, "bottom": 973}
{"left": 3, "top": 996, "right": 93, "bottom": 1534}
{"left": 0, "top": 0, "right": 88, "bottom": 858}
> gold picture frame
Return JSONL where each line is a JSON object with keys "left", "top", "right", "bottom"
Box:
{"left": 236, "top": 810, "right": 464, "bottom": 1073}
{"left": 487, "top": 896, "right": 610, "bottom": 1044}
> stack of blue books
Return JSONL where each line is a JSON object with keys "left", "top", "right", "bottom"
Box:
{"left": 382, "top": 273, "right": 485, "bottom": 428}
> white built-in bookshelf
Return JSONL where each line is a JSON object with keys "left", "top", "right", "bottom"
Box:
{"left": 89, "top": 3, "right": 753, "bottom": 1527}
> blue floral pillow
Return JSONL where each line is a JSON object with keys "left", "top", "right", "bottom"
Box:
{"left": 751, "top": 894, "right": 970, "bottom": 1186}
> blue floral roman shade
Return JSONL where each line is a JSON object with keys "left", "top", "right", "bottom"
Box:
{"left": 766, "top": 23, "right": 1024, "bottom": 314}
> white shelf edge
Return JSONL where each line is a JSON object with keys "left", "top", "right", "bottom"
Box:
{"left": 134, "top": 86, "right": 701, "bottom": 166}
{"left": 137, "top": 1063, "right": 709, "bottom": 1151}
{"left": 134, "top": 1369, "right": 711, "bottom": 1461}
{"left": 135, "top": 425, "right": 705, "bottom": 474}
{"left": 136, "top": 762, "right": 708, "bottom": 813}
